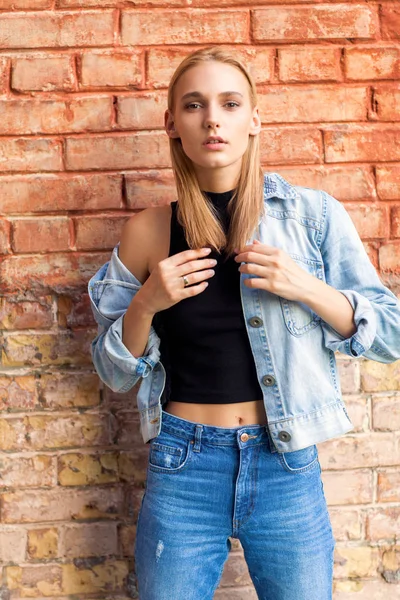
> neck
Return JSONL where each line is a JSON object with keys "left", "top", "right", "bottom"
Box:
{"left": 194, "top": 164, "right": 240, "bottom": 193}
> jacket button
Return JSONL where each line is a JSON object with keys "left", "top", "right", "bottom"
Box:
{"left": 249, "top": 316, "right": 263, "bottom": 328}
{"left": 262, "top": 375, "right": 275, "bottom": 386}
{"left": 278, "top": 431, "right": 291, "bottom": 442}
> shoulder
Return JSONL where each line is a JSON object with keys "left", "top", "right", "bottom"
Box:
{"left": 263, "top": 171, "right": 335, "bottom": 225}
{"left": 119, "top": 204, "right": 172, "bottom": 284}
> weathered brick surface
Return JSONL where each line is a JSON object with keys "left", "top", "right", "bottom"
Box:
{"left": 12, "top": 56, "right": 76, "bottom": 92}
{"left": 1, "top": 3, "right": 399, "bottom": 598}
{"left": 252, "top": 6, "right": 378, "bottom": 42}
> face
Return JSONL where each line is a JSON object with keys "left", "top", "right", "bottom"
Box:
{"left": 165, "top": 61, "right": 261, "bottom": 189}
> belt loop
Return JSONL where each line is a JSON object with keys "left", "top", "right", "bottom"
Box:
{"left": 192, "top": 424, "right": 203, "bottom": 453}
{"left": 265, "top": 425, "right": 277, "bottom": 454}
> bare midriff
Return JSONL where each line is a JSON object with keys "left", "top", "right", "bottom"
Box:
{"left": 163, "top": 399, "right": 268, "bottom": 427}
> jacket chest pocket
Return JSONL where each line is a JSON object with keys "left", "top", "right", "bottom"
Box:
{"left": 279, "top": 256, "right": 323, "bottom": 337}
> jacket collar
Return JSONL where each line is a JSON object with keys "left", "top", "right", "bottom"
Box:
{"left": 264, "top": 172, "right": 298, "bottom": 201}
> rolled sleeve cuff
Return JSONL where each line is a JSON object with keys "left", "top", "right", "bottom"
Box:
{"left": 104, "top": 314, "right": 160, "bottom": 378}
{"left": 322, "top": 289, "right": 377, "bottom": 357}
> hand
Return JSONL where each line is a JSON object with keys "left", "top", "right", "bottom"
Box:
{"left": 138, "top": 248, "right": 217, "bottom": 315}
{"left": 234, "top": 240, "right": 314, "bottom": 302}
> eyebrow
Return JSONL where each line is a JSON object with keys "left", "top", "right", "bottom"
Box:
{"left": 180, "top": 91, "right": 244, "bottom": 102}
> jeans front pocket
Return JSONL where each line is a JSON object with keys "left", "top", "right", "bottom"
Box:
{"left": 148, "top": 428, "right": 193, "bottom": 474}
{"left": 278, "top": 444, "right": 319, "bottom": 474}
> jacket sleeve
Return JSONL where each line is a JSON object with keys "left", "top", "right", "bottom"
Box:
{"left": 88, "top": 245, "right": 161, "bottom": 392}
{"left": 319, "top": 191, "right": 400, "bottom": 363}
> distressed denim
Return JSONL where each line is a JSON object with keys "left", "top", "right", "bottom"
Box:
{"left": 88, "top": 172, "right": 400, "bottom": 452}
{"left": 134, "top": 409, "right": 335, "bottom": 600}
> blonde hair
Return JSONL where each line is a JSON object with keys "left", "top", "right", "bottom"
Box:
{"left": 167, "top": 46, "right": 264, "bottom": 258}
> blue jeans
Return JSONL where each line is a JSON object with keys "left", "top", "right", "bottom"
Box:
{"left": 134, "top": 409, "right": 335, "bottom": 600}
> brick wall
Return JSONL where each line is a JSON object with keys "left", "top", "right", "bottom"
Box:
{"left": 0, "top": 1, "right": 399, "bottom": 598}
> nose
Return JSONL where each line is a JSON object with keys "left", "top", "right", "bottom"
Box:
{"left": 203, "top": 105, "right": 220, "bottom": 129}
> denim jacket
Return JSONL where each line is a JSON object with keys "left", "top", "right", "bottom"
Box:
{"left": 88, "top": 172, "right": 400, "bottom": 452}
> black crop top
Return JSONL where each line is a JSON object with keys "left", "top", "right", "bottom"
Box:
{"left": 153, "top": 190, "right": 263, "bottom": 404}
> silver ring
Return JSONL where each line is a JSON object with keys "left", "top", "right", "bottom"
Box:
{"left": 182, "top": 275, "right": 190, "bottom": 287}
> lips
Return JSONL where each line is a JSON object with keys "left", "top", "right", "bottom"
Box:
{"left": 204, "top": 136, "right": 227, "bottom": 145}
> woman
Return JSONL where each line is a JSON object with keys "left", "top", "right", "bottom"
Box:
{"left": 88, "top": 47, "right": 400, "bottom": 600}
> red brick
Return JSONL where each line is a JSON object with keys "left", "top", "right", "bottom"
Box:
{"left": 12, "top": 55, "right": 75, "bottom": 92}
{"left": 0, "top": 486, "right": 124, "bottom": 523}
{"left": 343, "top": 397, "right": 368, "bottom": 433}
{"left": 80, "top": 51, "right": 142, "bottom": 88}
{"left": 372, "top": 395, "right": 400, "bottom": 431}
{"left": 318, "top": 434, "right": 399, "bottom": 470}
{"left": 0, "top": 98, "right": 112, "bottom": 135}
{"left": 0, "top": 530, "right": 27, "bottom": 563}
{"left": 60, "top": 0, "right": 184, "bottom": 5}
{"left": 0, "top": 218, "right": 10, "bottom": 254}
{"left": 324, "top": 126, "right": 400, "bottom": 163}
{"left": 58, "top": 294, "right": 96, "bottom": 328}
{"left": 0, "top": 138, "right": 62, "bottom": 173}
{"left": 0, "top": 376, "right": 38, "bottom": 412}
{"left": 0, "top": 11, "right": 114, "bottom": 49}
{"left": 39, "top": 372, "right": 100, "bottom": 409}
{"left": 0, "top": 455, "right": 54, "bottom": 488}
{"left": 117, "top": 92, "right": 167, "bottom": 129}
{"left": 338, "top": 360, "right": 361, "bottom": 394}
{"left": 344, "top": 204, "right": 389, "bottom": 239}
{"left": 329, "top": 509, "right": 363, "bottom": 541}
{"left": 374, "top": 86, "right": 400, "bottom": 121}
{"left": 146, "top": 46, "right": 274, "bottom": 88}
{"left": 376, "top": 166, "right": 400, "bottom": 200}
{"left": 0, "top": 0, "right": 51, "bottom": 6}
{"left": 377, "top": 470, "right": 400, "bottom": 502}
{"left": 366, "top": 507, "right": 400, "bottom": 541}
{"left": 60, "top": 523, "right": 118, "bottom": 557}
{"left": 381, "top": 5, "right": 400, "bottom": 40}
{"left": 11, "top": 218, "right": 71, "bottom": 253}
{"left": 0, "top": 57, "right": 8, "bottom": 95}
{"left": 74, "top": 215, "right": 129, "bottom": 251}
{"left": 274, "top": 166, "right": 376, "bottom": 201}
{"left": 0, "top": 413, "right": 109, "bottom": 450}
{"left": 258, "top": 86, "right": 367, "bottom": 123}
{"left": 1, "top": 252, "right": 108, "bottom": 293}
{"left": 363, "top": 241, "right": 380, "bottom": 269}
{"left": 345, "top": 47, "right": 400, "bottom": 80}
{"left": 121, "top": 10, "right": 249, "bottom": 46}
{"left": 379, "top": 242, "right": 400, "bottom": 273}
{"left": 278, "top": 46, "right": 341, "bottom": 82}
{"left": 0, "top": 174, "right": 122, "bottom": 214}
{"left": 0, "top": 296, "right": 53, "bottom": 329}
{"left": 260, "top": 128, "right": 322, "bottom": 165}
{"left": 252, "top": 6, "right": 378, "bottom": 42}
{"left": 65, "top": 132, "right": 170, "bottom": 170}
{"left": 125, "top": 169, "right": 176, "bottom": 208}
{"left": 392, "top": 206, "right": 400, "bottom": 237}
{"left": 320, "top": 469, "right": 373, "bottom": 505}
{"left": 2, "top": 330, "right": 94, "bottom": 367}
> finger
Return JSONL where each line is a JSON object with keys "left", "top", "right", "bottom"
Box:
{"left": 177, "top": 257, "right": 217, "bottom": 277}
{"left": 170, "top": 247, "right": 212, "bottom": 267}
{"left": 235, "top": 243, "right": 278, "bottom": 257}
{"left": 180, "top": 268, "right": 216, "bottom": 287}
{"left": 235, "top": 251, "right": 275, "bottom": 267}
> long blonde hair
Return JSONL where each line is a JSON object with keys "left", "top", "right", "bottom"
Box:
{"left": 167, "top": 47, "right": 264, "bottom": 258}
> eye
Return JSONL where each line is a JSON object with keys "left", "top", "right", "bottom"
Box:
{"left": 184, "top": 102, "right": 202, "bottom": 110}
{"left": 225, "top": 102, "right": 240, "bottom": 108}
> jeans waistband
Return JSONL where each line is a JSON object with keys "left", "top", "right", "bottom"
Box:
{"left": 161, "top": 408, "right": 276, "bottom": 450}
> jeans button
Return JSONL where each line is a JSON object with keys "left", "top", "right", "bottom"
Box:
{"left": 262, "top": 375, "right": 275, "bottom": 386}
{"left": 240, "top": 433, "right": 249, "bottom": 442}
{"left": 278, "top": 431, "right": 291, "bottom": 442}
{"left": 249, "top": 316, "right": 263, "bottom": 328}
